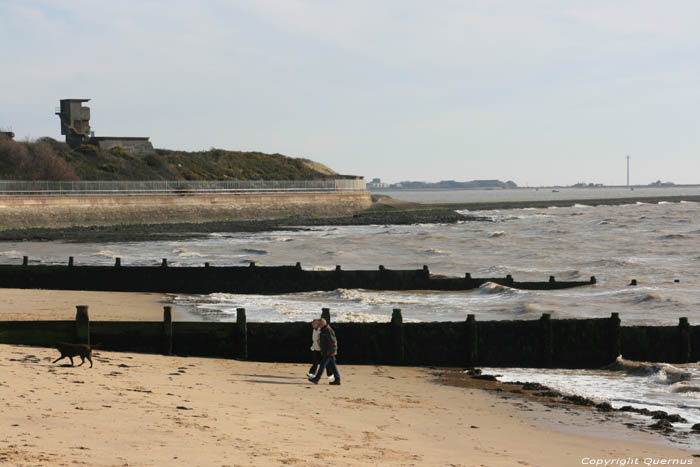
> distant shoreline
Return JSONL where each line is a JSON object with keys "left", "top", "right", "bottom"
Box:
{"left": 429, "top": 194, "right": 700, "bottom": 211}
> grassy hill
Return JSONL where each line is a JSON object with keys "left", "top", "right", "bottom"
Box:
{"left": 0, "top": 135, "right": 340, "bottom": 181}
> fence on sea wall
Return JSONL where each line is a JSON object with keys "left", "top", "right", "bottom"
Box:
{"left": 0, "top": 307, "right": 695, "bottom": 368}
{"left": 0, "top": 179, "right": 367, "bottom": 195}
{"left": 0, "top": 260, "right": 595, "bottom": 294}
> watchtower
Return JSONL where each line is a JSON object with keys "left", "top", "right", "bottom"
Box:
{"left": 55, "top": 99, "right": 91, "bottom": 148}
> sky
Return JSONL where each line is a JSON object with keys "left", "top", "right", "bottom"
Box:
{"left": 1, "top": 0, "right": 699, "bottom": 186}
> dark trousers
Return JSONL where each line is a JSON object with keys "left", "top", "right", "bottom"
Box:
{"left": 309, "top": 351, "right": 332, "bottom": 376}
{"left": 312, "top": 355, "right": 340, "bottom": 382}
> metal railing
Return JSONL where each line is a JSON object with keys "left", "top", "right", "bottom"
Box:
{"left": 0, "top": 179, "right": 367, "bottom": 196}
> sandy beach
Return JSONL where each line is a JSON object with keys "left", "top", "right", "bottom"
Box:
{"left": 0, "top": 289, "right": 695, "bottom": 465}
{"left": 0, "top": 288, "right": 174, "bottom": 321}
{"left": 0, "top": 348, "right": 693, "bottom": 466}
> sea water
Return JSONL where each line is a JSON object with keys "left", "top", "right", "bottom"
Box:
{"left": 2, "top": 188, "right": 700, "bottom": 440}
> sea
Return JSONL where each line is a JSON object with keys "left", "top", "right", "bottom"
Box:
{"left": 2, "top": 185, "right": 700, "bottom": 442}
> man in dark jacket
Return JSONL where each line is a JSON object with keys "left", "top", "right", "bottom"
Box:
{"left": 308, "top": 318, "right": 341, "bottom": 385}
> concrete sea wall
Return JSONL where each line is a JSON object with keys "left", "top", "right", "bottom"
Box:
{"left": 0, "top": 308, "right": 695, "bottom": 368}
{"left": 0, "top": 191, "right": 372, "bottom": 228}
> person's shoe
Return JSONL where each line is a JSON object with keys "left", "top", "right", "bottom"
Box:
{"left": 308, "top": 378, "right": 319, "bottom": 384}
{"left": 329, "top": 380, "right": 341, "bottom": 385}
{"left": 327, "top": 375, "right": 335, "bottom": 380}
{"left": 307, "top": 373, "right": 315, "bottom": 378}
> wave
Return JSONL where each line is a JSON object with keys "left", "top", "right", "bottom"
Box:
{"left": 511, "top": 303, "right": 550, "bottom": 316}
{"left": 92, "top": 250, "right": 119, "bottom": 258}
{"left": 603, "top": 356, "right": 691, "bottom": 384}
{"left": 672, "top": 384, "right": 700, "bottom": 394}
{"left": 241, "top": 248, "right": 268, "bottom": 255}
{"left": 172, "top": 247, "right": 206, "bottom": 258}
{"left": 657, "top": 201, "right": 672, "bottom": 205}
{"left": 489, "top": 231, "right": 507, "bottom": 238}
{"left": 478, "top": 282, "right": 516, "bottom": 295}
{"left": 0, "top": 250, "right": 25, "bottom": 258}
{"left": 660, "top": 234, "right": 688, "bottom": 240}
{"left": 573, "top": 204, "right": 591, "bottom": 208}
{"left": 424, "top": 248, "right": 450, "bottom": 256}
{"left": 628, "top": 292, "right": 662, "bottom": 304}
{"left": 311, "top": 265, "right": 336, "bottom": 271}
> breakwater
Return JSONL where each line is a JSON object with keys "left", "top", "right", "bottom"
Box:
{"left": 0, "top": 260, "right": 595, "bottom": 293}
{"left": 0, "top": 307, "right": 694, "bottom": 368}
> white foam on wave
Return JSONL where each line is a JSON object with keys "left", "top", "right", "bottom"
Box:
{"left": 478, "top": 282, "right": 517, "bottom": 295}
{"left": 573, "top": 204, "right": 591, "bottom": 208}
{"left": 172, "top": 247, "right": 206, "bottom": 258}
{"left": 603, "top": 356, "right": 691, "bottom": 383}
{"left": 0, "top": 250, "right": 25, "bottom": 258}
{"left": 489, "top": 231, "right": 507, "bottom": 238}
{"left": 424, "top": 248, "right": 450, "bottom": 256}
{"left": 92, "top": 250, "right": 120, "bottom": 258}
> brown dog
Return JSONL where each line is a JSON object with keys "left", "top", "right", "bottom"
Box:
{"left": 53, "top": 342, "right": 98, "bottom": 368}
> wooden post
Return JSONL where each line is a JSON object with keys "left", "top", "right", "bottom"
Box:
{"left": 391, "top": 308, "right": 404, "bottom": 365}
{"left": 335, "top": 265, "right": 341, "bottom": 272}
{"left": 163, "top": 306, "right": 173, "bottom": 356}
{"left": 466, "top": 314, "right": 478, "bottom": 366}
{"left": 465, "top": 272, "right": 471, "bottom": 280}
{"left": 204, "top": 262, "right": 210, "bottom": 268}
{"left": 321, "top": 307, "right": 331, "bottom": 324}
{"left": 161, "top": 258, "right": 168, "bottom": 267}
{"left": 115, "top": 257, "right": 121, "bottom": 267}
{"left": 506, "top": 274, "right": 514, "bottom": 286}
{"left": 590, "top": 276, "right": 597, "bottom": 284}
{"left": 539, "top": 313, "right": 552, "bottom": 367}
{"left": 679, "top": 317, "right": 691, "bottom": 363}
{"left": 549, "top": 276, "right": 555, "bottom": 283}
{"left": 236, "top": 308, "right": 247, "bottom": 360}
{"left": 609, "top": 312, "right": 621, "bottom": 362}
{"left": 68, "top": 256, "right": 74, "bottom": 267}
{"left": 295, "top": 262, "right": 302, "bottom": 270}
{"left": 75, "top": 305, "right": 90, "bottom": 345}
{"left": 22, "top": 256, "right": 28, "bottom": 266}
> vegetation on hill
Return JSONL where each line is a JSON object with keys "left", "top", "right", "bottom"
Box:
{"left": 0, "top": 135, "right": 340, "bottom": 181}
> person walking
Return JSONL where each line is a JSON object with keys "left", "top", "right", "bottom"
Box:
{"left": 307, "top": 319, "right": 334, "bottom": 380}
{"left": 308, "top": 318, "right": 340, "bottom": 385}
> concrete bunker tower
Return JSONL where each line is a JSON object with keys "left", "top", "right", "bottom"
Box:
{"left": 55, "top": 99, "right": 91, "bottom": 148}
{"left": 55, "top": 98, "right": 155, "bottom": 155}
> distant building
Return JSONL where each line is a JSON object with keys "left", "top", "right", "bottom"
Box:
{"left": 367, "top": 177, "right": 389, "bottom": 189}
{"left": 0, "top": 128, "right": 14, "bottom": 140}
{"left": 55, "top": 99, "right": 155, "bottom": 155}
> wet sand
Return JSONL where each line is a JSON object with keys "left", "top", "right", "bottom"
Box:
{"left": 0, "top": 343, "right": 692, "bottom": 467}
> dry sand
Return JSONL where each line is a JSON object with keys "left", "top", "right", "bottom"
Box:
{"left": 0, "top": 288, "right": 174, "bottom": 321}
{"left": 0, "top": 344, "right": 693, "bottom": 467}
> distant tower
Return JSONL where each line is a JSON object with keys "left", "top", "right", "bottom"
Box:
{"left": 626, "top": 155, "right": 630, "bottom": 187}
{"left": 55, "top": 99, "right": 91, "bottom": 148}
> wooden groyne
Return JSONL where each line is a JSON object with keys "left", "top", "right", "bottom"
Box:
{"left": 0, "top": 258, "right": 595, "bottom": 294}
{"left": 0, "top": 307, "right": 695, "bottom": 368}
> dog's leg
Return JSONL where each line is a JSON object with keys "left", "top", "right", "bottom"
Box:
{"left": 87, "top": 355, "right": 93, "bottom": 368}
{"left": 69, "top": 356, "right": 74, "bottom": 366}
{"left": 53, "top": 355, "right": 65, "bottom": 364}
{"left": 78, "top": 356, "right": 85, "bottom": 367}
